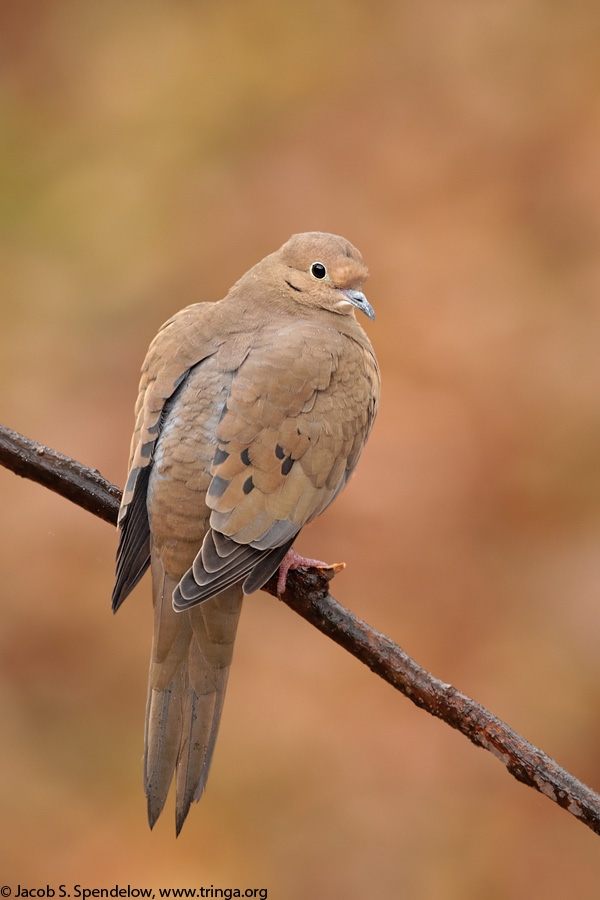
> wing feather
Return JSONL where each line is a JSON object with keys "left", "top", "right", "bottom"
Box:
{"left": 177, "top": 323, "right": 379, "bottom": 608}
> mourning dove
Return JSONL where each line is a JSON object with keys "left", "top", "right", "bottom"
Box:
{"left": 111, "top": 232, "right": 380, "bottom": 833}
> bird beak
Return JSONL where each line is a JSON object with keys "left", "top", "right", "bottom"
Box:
{"left": 342, "top": 289, "right": 375, "bottom": 322}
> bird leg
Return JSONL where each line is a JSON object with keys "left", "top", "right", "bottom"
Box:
{"left": 276, "top": 547, "right": 345, "bottom": 595}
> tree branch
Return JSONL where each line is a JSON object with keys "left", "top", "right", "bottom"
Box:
{"left": 0, "top": 424, "right": 121, "bottom": 524}
{"left": 1, "top": 421, "right": 599, "bottom": 835}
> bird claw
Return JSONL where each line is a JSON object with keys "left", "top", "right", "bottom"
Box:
{"left": 276, "top": 548, "right": 346, "bottom": 594}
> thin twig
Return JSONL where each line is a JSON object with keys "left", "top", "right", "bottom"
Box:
{"left": 1, "top": 421, "right": 599, "bottom": 835}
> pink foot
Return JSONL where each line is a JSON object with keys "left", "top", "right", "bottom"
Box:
{"left": 277, "top": 548, "right": 341, "bottom": 595}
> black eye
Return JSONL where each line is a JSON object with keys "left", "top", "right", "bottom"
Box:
{"left": 310, "top": 262, "right": 327, "bottom": 279}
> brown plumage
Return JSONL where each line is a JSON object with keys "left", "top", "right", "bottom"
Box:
{"left": 112, "top": 232, "right": 380, "bottom": 833}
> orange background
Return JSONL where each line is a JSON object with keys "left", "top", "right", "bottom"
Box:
{"left": 2, "top": 2, "right": 600, "bottom": 896}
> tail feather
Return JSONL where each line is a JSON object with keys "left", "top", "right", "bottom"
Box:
{"left": 145, "top": 666, "right": 186, "bottom": 828}
{"left": 174, "top": 686, "right": 217, "bottom": 835}
{"left": 144, "top": 555, "right": 243, "bottom": 833}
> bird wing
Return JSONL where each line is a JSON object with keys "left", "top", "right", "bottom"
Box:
{"left": 112, "top": 301, "right": 252, "bottom": 611}
{"left": 173, "top": 317, "right": 379, "bottom": 609}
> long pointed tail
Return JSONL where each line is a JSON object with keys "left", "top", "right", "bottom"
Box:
{"left": 144, "top": 555, "right": 243, "bottom": 833}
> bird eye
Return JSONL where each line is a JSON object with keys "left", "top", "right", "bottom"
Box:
{"left": 310, "top": 262, "right": 327, "bottom": 279}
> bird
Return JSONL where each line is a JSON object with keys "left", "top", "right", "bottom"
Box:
{"left": 111, "top": 231, "right": 380, "bottom": 834}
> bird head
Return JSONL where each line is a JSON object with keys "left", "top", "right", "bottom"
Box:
{"left": 272, "top": 232, "right": 374, "bottom": 322}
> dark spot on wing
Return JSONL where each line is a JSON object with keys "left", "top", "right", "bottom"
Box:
{"left": 241, "top": 447, "right": 251, "bottom": 466}
{"left": 218, "top": 402, "right": 228, "bottom": 423}
{"left": 213, "top": 446, "right": 229, "bottom": 466}
{"left": 281, "top": 456, "right": 293, "bottom": 476}
{"left": 124, "top": 468, "right": 138, "bottom": 495}
{"left": 275, "top": 444, "right": 285, "bottom": 460}
{"left": 243, "top": 476, "right": 254, "bottom": 495}
{"left": 208, "top": 475, "right": 229, "bottom": 498}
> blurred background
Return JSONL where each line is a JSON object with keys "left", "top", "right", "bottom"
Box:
{"left": 2, "top": 0, "right": 600, "bottom": 896}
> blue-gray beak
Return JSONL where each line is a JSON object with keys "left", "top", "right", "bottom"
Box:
{"left": 343, "top": 289, "right": 375, "bottom": 322}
